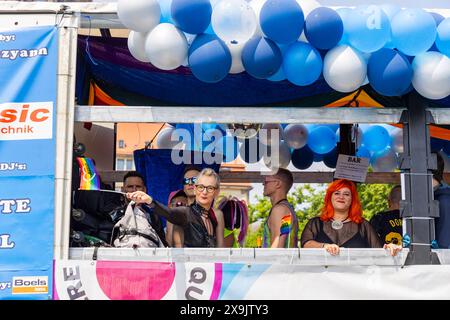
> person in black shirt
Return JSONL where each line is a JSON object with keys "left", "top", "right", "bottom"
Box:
{"left": 370, "top": 185, "right": 402, "bottom": 245}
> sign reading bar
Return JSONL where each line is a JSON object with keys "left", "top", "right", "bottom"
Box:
{"left": 334, "top": 154, "right": 369, "bottom": 183}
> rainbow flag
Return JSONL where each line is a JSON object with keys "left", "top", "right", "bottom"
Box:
{"left": 280, "top": 215, "right": 292, "bottom": 235}
{"left": 77, "top": 157, "right": 101, "bottom": 191}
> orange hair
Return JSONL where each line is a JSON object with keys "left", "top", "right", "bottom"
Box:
{"left": 320, "top": 179, "right": 363, "bottom": 224}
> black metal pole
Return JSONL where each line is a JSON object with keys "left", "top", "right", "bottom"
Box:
{"left": 400, "top": 92, "right": 440, "bottom": 265}
{"left": 338, "top": 124, "right": 356, "bottom": 156}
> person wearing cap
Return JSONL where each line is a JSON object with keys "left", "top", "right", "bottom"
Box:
{"left": 165, "top": 189, "right": 188, "bottom": 247}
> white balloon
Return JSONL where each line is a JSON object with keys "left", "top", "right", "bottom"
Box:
{"left": 412, "top": 51, "right": 450, "bottom": 100}
{"left": 323, "top": 45, "right": 367, "bottom": 93}
{"left": 260, "top": 124, "right": 284, "bottom": 146}
{"left": 284, "top": 124, "right": 308, "bottom": 149}
{"left": 157, "top": 127, "right": 180, "bottom": 149}
{"left": 250, "top": 0, "right": 266, "bottom": 37}
{"left": 212, "top": 0, "right": 257, "bottom": 45}
{"left": 390, "top": 128, "right": 403, "bottom": 153}
{"left": 127, "top": 31, "right": 150, "bottom": 62}
{"left": 118, "top": 0, "right": 161, "bottom": 32}
{"left": 371, "top": 148, "right": 398, "bottom": 172}
{"left": 227, "top": 42, "right": 245, "bottom": 74}
{"left": 145, "top": 23, "right": 188, "bottom": 71}
{"left": 263, "top": 141, "right": 292, "bottom": 170}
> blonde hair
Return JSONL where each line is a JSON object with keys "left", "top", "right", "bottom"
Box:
{"left": 198, "top": 168, "right": 220, "bottom": 188}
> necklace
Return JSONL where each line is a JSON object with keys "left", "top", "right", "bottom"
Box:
{"left": 331, "top": 217, "right": 348, "bottom": 230}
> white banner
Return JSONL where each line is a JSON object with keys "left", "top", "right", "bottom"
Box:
{"left": 54, "top": 260, "right": 450, "bottom": 300}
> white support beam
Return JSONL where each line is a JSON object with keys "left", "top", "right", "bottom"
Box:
{"left": 75, "top": 105, "right": 407, "bottom": 124}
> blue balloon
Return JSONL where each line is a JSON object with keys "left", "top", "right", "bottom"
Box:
{"left": 160, "top": 0, "right": 174, "bottom": 23}
{"left": 189, "top": 34, "right": 231, "bottom": 83}
{"left": 368, "top": 48, "right": 413, "bottom": 96}
{"left": 391, "top": 8, "right": 437, "bottom": 56}
{"left": 336, "top": 7, "right": 352, "bottom": 45}
{"left": 347, "top": 5, "right": 391, "bottom": 53}
{"left": 323, "top": 148, "right": 338, "bottom": 168}
{"left": 283, "top": 41, "right": 323, "bottom": 86}
{"left": 268, "top": 43, "right": 289, "bottom": 82}
{"left": 313, "top": 152, "right": 324, "bottom": 162}
{"left": 356, "top": 146, "right": 371, "bottom": 158}
{"left": 305, "top": 7, "right": 343, "bottom": 50}
{"left": 431, "top": 138, "right": 446, "bottom": 152}
{"left": 171, "top": 0, "right": 212, "bottom": 34}
{"left": 242, "top": 37, "right": 282, "bottom": 79}
{"left": 260, "top": 0, "right": 304, "bottom": 44}
{"left": 291, "top": 145, "right": 314, "bottom": 170}
{"left": 443, "top": 141, "right": 450, "bottom": 155}
{"left": 307, "top": 126, "right": 337, "bottom": 154}
{"left": 239, "top": 137, "right": 263, "bottom": 163}
{"left": 362, "top": 125, "right": 391, "bottom": 152}
{"left": 436, "top": 18, "right": 450, "bottom": 57}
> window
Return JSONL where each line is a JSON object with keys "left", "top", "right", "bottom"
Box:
{"left": 116, "top": 158, "right": 125, "bottom": 170}
{"left": 118, "top": 140, "right": 125, "bottom": 148}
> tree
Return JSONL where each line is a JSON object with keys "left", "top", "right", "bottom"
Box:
{"left": 245, "top": 183, "right": 394, "bottom": 247}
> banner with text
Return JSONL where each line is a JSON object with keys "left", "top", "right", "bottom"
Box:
{"left": 0, "top": 26, "right": 58, "bottom": 299}
{"left": 54, "top": 260, "right": 450, "bottom": 300}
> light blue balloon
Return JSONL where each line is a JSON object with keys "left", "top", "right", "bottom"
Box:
{"left": 160, "top": 0, "right": 174, "bottom": 23}
{"left": 380, "top": 4, "right": 401, "bottom": 49}
{"left": 336, "top": 7, "right": 352, "bottom": 45}
{"left": 347, "top": 5, "right": 391, "bottom": 53}
{"left": 307, "top": 126, "right": 337, "bottom": 154}
{"left": 362, "top": 125, "right": 391, "bottom": 152}
{"left": 283, "top": 41, "right": 323, "bottom": 86}
{"left": 436, "top": 18, "right": 450, "bottom": 57}
{"left": 356, "top": 146, "right": 371, "bottom": 158}
{"left": 380, "top": 3, "right": 401, "bottom": 20}
{"left": 391, "top": 8, "right": 437, "bottom": 56}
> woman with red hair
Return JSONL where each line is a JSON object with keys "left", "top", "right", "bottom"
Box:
{"left": 301, "top": 179, "right": 401, "bottom": 256}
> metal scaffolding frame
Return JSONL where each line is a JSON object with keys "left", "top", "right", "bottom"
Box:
{"left": 1, "top": 1, "right": 449, "bottom": 264}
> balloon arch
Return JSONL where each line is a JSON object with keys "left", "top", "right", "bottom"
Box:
{"left": 119, "top": 0, "right": 450, "bottom": 171}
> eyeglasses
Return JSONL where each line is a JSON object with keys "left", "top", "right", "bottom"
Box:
{"left": 195, "top": 184, "right": 217, "bottom": 193}
{"left": 183, "top": 177, "right": 197, "bottom": 185}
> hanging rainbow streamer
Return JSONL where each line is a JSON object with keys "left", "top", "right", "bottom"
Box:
{"left": 280, "top": 215, "right": 292, "bottom": 235}
{"left": 77, "top": 157, "right": 101, "bottom": 190}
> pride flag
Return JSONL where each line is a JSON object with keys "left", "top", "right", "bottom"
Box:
{"left": 77, "top": 157, "right": 100, "bottom": 191}
{"left": 280, "top": 215, "right": 292, "bottom": 235}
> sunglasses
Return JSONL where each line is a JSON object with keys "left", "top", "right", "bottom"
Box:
{"left": 195, "top": 184, "right": 217, "bottom": 193}
{"left": 183, "top": 177, "right": 197, "bottom": 185}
